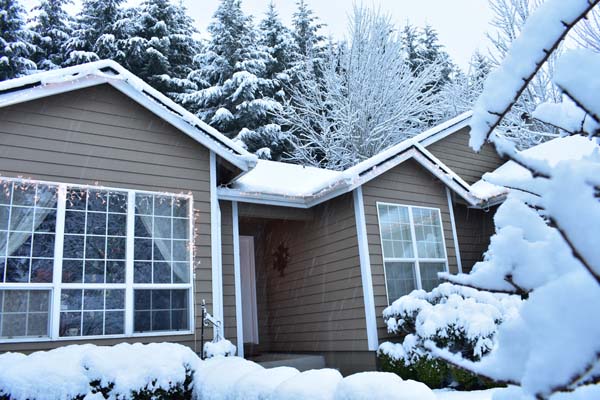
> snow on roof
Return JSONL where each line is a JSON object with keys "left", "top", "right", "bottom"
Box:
{"left": 471, "top": 135, "right": 600, "bottom": 200}
{"left": 0, "top": 60, "right": 256, "bottom": 172}
{"left": 223, "top": 112, "right": 479, "bottom": 207}
{"left": 233, "top": 159, "right": 343, "bottom": 197}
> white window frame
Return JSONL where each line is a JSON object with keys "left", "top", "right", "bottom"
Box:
{"left": 375, "top": 202, "right": 449, "bottom": 305}
{"left": 0, "top": 177, "right": 195, "bottom": 343}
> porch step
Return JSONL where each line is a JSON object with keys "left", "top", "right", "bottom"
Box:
{"left": 250, "top": 353, "right": 326, "bottom": 371}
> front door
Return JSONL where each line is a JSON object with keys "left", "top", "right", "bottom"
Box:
{"left": 240, "top": 235, "right": 259, "bottom": 344}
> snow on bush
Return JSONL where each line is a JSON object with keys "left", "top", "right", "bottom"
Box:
{"left": 203, "top": 338, "right": 236, "bottom": 359}
{"left": 380, "top": 283, "right": 522, "bottom": 363}
{"left": 0, "top": 343, "right": 197, "bottom": 400}
{"left": 334, "top": 372, "right": 435, "bottom": 400}
{"left": 0, "top": 344, "right": 439, "bottom": 400}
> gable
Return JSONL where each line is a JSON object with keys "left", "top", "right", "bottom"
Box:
{"left": 425, "top": 126, "right": 505, "bottom": 185}
{"left": 0, "top": 84, "right": 212, "bottom": 190}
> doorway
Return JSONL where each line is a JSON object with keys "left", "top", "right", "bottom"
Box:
{"left": 240, "top": 235, "right": 259, "bottom": 344}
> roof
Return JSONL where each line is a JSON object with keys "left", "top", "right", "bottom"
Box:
{"left": 219, "top": 112, "right": 486, "bottom": 208}
{"left": 0, "top": 60, "right": 257, "bottom": 172}
{"left": 471, "top": 135, "right": 600, "bottom": 201}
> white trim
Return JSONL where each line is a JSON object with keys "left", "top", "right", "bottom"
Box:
{"left": 218, "top": 147, "right": 484, "bottom": 209}
{"left": 0, "top": 176, "right": 195, "bottom": 343}
{"left": 209, "top": 152, "right": 224, "bottom": 335}
{"left": 232, "top": 201, "right": 244, "bottom": 357}
{"left": 0, "top": 60, "right": 256, "bottom": 172}
{"left": 375, "top": 202, "right": 450, "bottom": 305}
{"left": 446, "top": 187, "right": 463, "bottom": 274}
{"left": 124, "top": 191, "right": 135, "bottom": 335}
{"left": 352, "top": 187, "right": 379, "bottom": 351}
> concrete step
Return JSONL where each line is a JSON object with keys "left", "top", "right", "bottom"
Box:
{"left": 251, "top": 353, "right": 326, "bottom": 371}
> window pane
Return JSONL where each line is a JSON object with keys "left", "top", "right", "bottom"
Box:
{"left": 412, "top": 208, "right": 445, "bottom": 259}
{"left": 134, "top": 289, "right": 189, "bottom": 333}
{"left": 385, "top": 262, "right": 417, "bottom": 301}
{"left": 377, "top": 204, "right": 413, "bottom": 259}
{"left": 0, "top": 290, "right": 50, "bottom": 338}
{"left": 59, "top": 289, "right": 124, "bottom": 337}
{"left": 420, "top": 262, "right": 447, "bottom": 292}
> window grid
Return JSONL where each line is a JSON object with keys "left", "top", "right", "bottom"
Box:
{"left": 0, "top": 177, "right": 194, "bottom": 343}
{"left": 376, "top": 202, "right": 449, "bottom": 304}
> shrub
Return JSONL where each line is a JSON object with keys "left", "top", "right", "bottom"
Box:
{"left": 378, "top": 283, "right": 522, "bottom": 390}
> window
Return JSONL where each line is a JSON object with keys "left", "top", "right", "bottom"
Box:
{"left": 376, "top": 203, "right": 448, "bottom": 303}
{"left": 0, "top": 178, "right": 194, "bottom": 342}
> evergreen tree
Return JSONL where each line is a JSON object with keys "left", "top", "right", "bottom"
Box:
{"left": 418, "top": 25, "right": 452, "bottom": 86}
{"left": 63, "top": 0, "right": 129, "bottom": 66}
{"left": 30, "top": 0, "right": 73, "bottom": 70}
{"left": 178, "top": 0, "right": 279, "bottom": 141}
{"left": 0, "top": 0, "right": 37, "bottom": 80}
{"left": 292, "top": 0, "right": 325, "bottom": 66}
{"left": 122, "top": 0, "right": 199, "bottom": 94}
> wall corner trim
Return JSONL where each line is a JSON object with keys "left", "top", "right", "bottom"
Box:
{"left": 353, "top": 186, "right": 379, "bottom": 351}
{"left": 232, "top": 201, "right": 244, "bottom": 357}
{"left": 446, "top": 187, "right": 463, "bottom": 274}
{"left": 210, "top": 151, "right": 224, "bottom": 335}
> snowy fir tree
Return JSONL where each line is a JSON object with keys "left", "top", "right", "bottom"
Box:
{"left": 178, "top": 0, "right": 280, "bottom": 143}
{"left": 0, "top": 0, "right": 37, "bottom": 80}
{"left": 63, "top": 0, "right": 129, "bottom": 66}
{"left": 29, "top": 0, "right": 73, "bottom": 70}
{"left": 439, "top": 51, "right": 492, "bottom": 119}
{"left": 413, "top": 1, "right": 600, "bottom": 399}
{"left": 292, "top": 0, "right": 325, "bottom": 60}
{"left": 121, "top": 0, "right": 199, "bottom": 95}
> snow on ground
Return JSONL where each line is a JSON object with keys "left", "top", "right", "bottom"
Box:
{"left": 435, "top": 388, "right": 501, "bottom": 400}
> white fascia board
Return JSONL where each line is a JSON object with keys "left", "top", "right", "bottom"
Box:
{"left": 414, "top": 144, "right": 473, "bottom": 190}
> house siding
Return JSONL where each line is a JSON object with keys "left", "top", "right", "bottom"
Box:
{"left": 361, "top": 159, "right": 459, "bottom": 341}
{"left": 0, "top": 84, "right": 214, "bottom": 353}
{"left": 260, "top": 193, "right": 368, "bottom": 353}
{"left": 426, "top": 126, "right": 505, "bottom": 184}
{"left": 453, "top": 205, "right": 496, "bottom": 273}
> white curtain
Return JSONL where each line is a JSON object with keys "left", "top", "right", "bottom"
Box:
{"left": 7, "top": 185, "right": 56, "bottom": 257}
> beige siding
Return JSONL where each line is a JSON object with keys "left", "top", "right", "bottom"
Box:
{"left": 453, "top": 205, "right": 496, "bottom": 273}
{"left": 0, "top": 84, "right": 213, "bottom": 353}
{"left": 362, "top": 159, "right": 459, "bottom": 341}
{"left": 427, "top": 127, "right": 505, "bottom": 184}
{"left": 258, "top": 193, "right": 368, "bottom": 352}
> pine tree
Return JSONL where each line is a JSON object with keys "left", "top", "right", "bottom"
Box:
{"left": 63, "top": 0, "right": 128, "bottom": 66}
{"left": 30, "top": 0, "right": 73, "bottom": 70}
{"left": 178, "top": 0, "right": 279, "bottom": 140}
{"left": 121, "top": 0, "right": 199, "bottom": 95}
{"left": 292, "top": 0, "right": 325, "bottom": 66}
{"left": 418, "top": 25, "right": 452, "bottom": 86}
{"left": 0, "top": 0, "right": 37, "bottom": 80}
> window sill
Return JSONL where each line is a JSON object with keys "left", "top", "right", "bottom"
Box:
{"left": 0, "top": 329, "right": 195, "bottom": 344}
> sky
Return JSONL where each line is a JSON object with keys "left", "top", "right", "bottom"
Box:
{"left": 23, "top": 0, "right": 493, "bottom": 71}
{"left": 191, "top": 0, "right": 493, "bottom": 70}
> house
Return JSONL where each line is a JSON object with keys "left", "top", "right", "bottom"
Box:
{"left": 0, "top": 61, "right": 505, "bottom": 374}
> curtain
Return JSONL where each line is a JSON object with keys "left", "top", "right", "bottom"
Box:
{"left": 7, "top": 185, "right": 56, "bottom": 257}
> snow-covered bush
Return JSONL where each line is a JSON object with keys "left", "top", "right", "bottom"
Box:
{"left": 0, "top": 343, "right": 440, "bottom": 400}
{"left": 424, "top": 1, "right": 600, "bottom": 399}
{"left": 0, "top": 343, "right": 197, "bottom": 400}
{"left": 378, "top": 283, "right": 521, "bottom": 389}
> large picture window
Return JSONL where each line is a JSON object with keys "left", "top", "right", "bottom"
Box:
{"left": 0, "top": 178, "right": 194, "bottom": 342}
{"left": 376, "top": 203, "right": 448, "bottom": 303}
